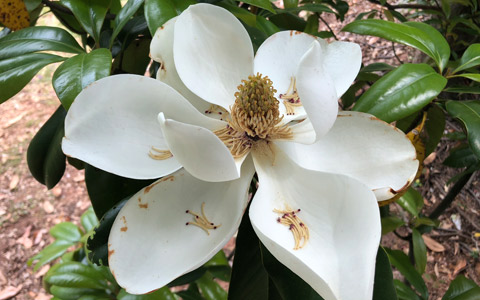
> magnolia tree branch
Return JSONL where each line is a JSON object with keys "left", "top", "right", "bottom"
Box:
{"left": 367, "top": 0, "right": 442, "bottom": 11}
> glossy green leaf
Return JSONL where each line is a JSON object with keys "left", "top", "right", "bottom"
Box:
{"left": 453, "top": 73, "right": 480, "bottom": 82}
{"left": 304, "top": 15, "right": 319, "bottom": 35}
{"left": 49, "top": 286, "right": 108, "bottom": 300}
{"left": 50, "top": 222, "right": 82, "bottom": 242}
{"left": 283, "top": 0, "right": 298, "bottom": 9}
{"left": 373, "top": 247, "right": 398, "bottom": 300}
{"left": 446, "top": 100, "right": 480, "bottom": 159}
{"left": 353, "top": 64, "right": 447, "bottom": 122}
{"left": 386, "top": 249, "right": 428, "bottom": 299}
{"left": 144, "top": 0, "right": 195, "bottom": 36}
{"left": 168, "top": 268, "right": 206, "bottom": 287}
{"left": 453, "top": 44, "right": 480, "bottom": 73}
{"left": 176, "top": 283, "right": 203, "bottom": 300}
{"left": 443, "top": 275, "right": 480, "bottom": 300}
{"left": 413, "top": 217, "right": 439, "bottom": 228}
{"left": 343, "top": 20, "right": 450, "bottom": 71}
{"left": 445, "top": 86, "right": 480, "bottom": 94}
{"left": 394, "top": 280, "right": 422, "bottom": 300}
{"left": 81, "top": 207, "right": 99, "bottom": 233}
{"left": 110, "top": 0, "right": 144, "bottom": 47}
{"left": 229, "top": 207, "right": 269, "bottom": 300}
{"left": 51, "top": 8, "right": 87, "bottom": 34}
{"left": 397, "top": 187, "right": 424, "bottom": 217}
{"left": 27, "top": 106, "right": 67, "bottom": 189}
{"left": 53, "top": 48, "right": 112, "bottom": 110}
{"left": 261, "top": 244, "right": 324, "bottom": 300}
{"left": 86, "top": 197, "right": 127, "bottom": 265}
{"left": 268, "top": 12, "right": 306, "bottom": 31}
{"left": 60, "top": 0, "right": 111, "bottom": 43}
{"left": 112, "top": 38, "right": 150, "bottom": 74}
{"left": 381, "top": 216, "right": 405, "bottom": 235}
{"left": 239, "top": 0, "right": 274, "bottom": 13}
{"left": 444, "top": 145, "right": 479, "bottom": 168}
{"left": 46, "top": 272, "right": 107, "bottom": 289}
{"left": 118, "top": 286, "right": 178, "bottom": 300}
{"left": 29, "top": 240, "right": 74, "bottom": 271}
{"left": 424, "top": 104, "right": 445, "bottom": 156}
{"left": 412, "top": 229, "right": 427, "bottom": 274}
{"left": 196, "top": 272, "right": 227, "bottom": 300}
{"left": 281, "top": 3, "right": 334, "bottom": 14}
{"left": 0, "top": 26, "right": 84, "bottom": 59}
{"left": 218, "top": 2, "right": 256, "bottom": 27}
{"left": 0, "top": 53, "right": 64, "bottom": 103}
{"left": 361, "top": 62, "right": 395, "bottom": 73}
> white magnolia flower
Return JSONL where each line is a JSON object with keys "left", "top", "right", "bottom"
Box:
{"left": 62, "top": 4, "right": 418, "bottom": 300}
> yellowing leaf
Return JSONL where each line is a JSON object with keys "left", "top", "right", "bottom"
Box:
{"left": 378, "top": 113, "right": 427, "bottom": 207}
{"left": 0, "top": 0, "right": 30, "bottom": 31}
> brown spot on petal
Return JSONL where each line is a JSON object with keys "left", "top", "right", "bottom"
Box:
{"left": 120, "top": 216, "right": 128, "bottom": 232}
{"left": 139, "top": 203, "right": 148, "bottom": 209}
{"left": 337, "top": 113, "right": 352, "bottom": 117}
{"left": 108, "top": 249, "right": 115, "bottom": 259}
{"left": 120, "top": 226, "right": 128, "bottom": 232}
{"left": 144, "top": 175, "right": 175, "bottom": 194}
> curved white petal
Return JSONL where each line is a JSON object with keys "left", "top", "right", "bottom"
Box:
{"left": 150, "top": 17, "right": 211, "bottom": 113}
{"left": 296, "top": 41, "right": 338, "bottom": 142}
{"left": 254, "top": 31, "right": 318, "bottom": 122}
{"left": 158, "top": 113, "right": 240, "bottom": 182}
{"left": 63, "top": 74, "right": 225, "bottom": 179}
{"left": 174, "top": 3, "right": 254, "bottom": 110}
{"left": 250, "top": 146, "right": 380, "bottom": 300}
{"left": 109, "top": 159, "right": 255, "bottom": 294}
{"left": 279, "top": 111, "right": 419, "bottom": 201}
{"left": 321, "top": 41, "right": 362, "bottom": 97}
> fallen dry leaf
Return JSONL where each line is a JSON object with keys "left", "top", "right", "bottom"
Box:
{"left": 73, "top": 173, "right": 85, "bottom": 182}
{"left": 0, "top": 285, "right": 22, "bottom": 300}
{"left": 0, "top": 269, "right": 6, "bottom": 285}
{"left": 423, "top": 235, "right": 446, "bottom": 252}
{"left": 43, "top": 201, "right": 54, "bottom": 214}
{"left": 51, "top": 187, "right": 62, "bottom": 197}
{"left": 8, "top": 175, "right": 19, "bottom": 190}
{"left": 16, "top": 225, "right": 32, "bottom": 249}
{"left": 475, "top": 262, "right": 480, "bottom": 277}
{"left": 423, "top": 152, "right": 436, "bottom": 165}
{"left": 453, "top": 258, "right": 467, "bottom": 276}
{"left": 34, "top": 265, "right": 50, "bottom": 278}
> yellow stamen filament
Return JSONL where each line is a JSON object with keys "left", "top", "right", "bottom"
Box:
{"left": 214, "top": 73, "right": 293, "bottom": 158}
{"left": 279, "top": 77, "right": 302, "bottom": 115}
{"left": 185, "top": 202, "right": 221, "bottom": 235}
{"left": 274, "top": 205, "right": 309, "bottom": 250}
{"left": 148, "top": 147, "right": 172, "bottom": 160}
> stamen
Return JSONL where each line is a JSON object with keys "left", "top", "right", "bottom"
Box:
{"left": 274, "top": 205, "right": 309, "bottom": 250}
{"left": 148, "top": 147, "right": 172, "bottom": 160}
{"left": 279, "top": 77, "right": 302, "bottom": 115}
{"left": 185, "top": 202, "right": 221, "bottom": 235}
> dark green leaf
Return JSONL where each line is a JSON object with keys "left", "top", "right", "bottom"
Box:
{"left": 49, "top": 286, "right": 108, "bottom": 300}
{"left": 413, "top": 217, "right": 439, "bottom": 228}
{"left": 361, "top": 62, "right": 395, "bottom": 73}
{"left": 110, "top": 0, "right": 145, "bottom": 47}
{"left": 50, "top": 222, "right": 82, "bottom": 242}
{"left": 176, "top": 283, "right": 203, "bottom": 300}
{"left": 442, "top": 275, "right": 480, "bottom": 300}
{"left": 397, "top": 187, "right": 424, "bottom": 217}
{"left": 53, "top": 48, "right": 112, "bottom": 110}
{"left": 283, "top": 0, "right": 298, "bottom": 9}
{"left": 27, "top": 106, "right": 67, "bottom": 189}
{"left": 168, "top": 268, "right": 207, "bottom": 287}
{"left": 218, "top": 2, "right": 256, "bottom": 27}
{"left": 373, "top": 247, "right": 398, "bottom": 300}
{"left": 207, "top": 265, "right": 231, "bottom": 282}
{"left": 304, "top": 15, "right": 319, "bottom": 35}
{"left": 445, "top": 86, "right": 480, "bottom": 94}
{"left": 240, "top": 0, "right": 275, "bottom": 13}
{"left": 444, "top": 145, "right": 479, "bottom": 168}
{"left": 261, "top": 244, "right": 324, "bottom": 300}
{"left": 453, "top": 73, "right": 480, "bottom": 82}
{"left": 268, "top": 12, "right": 306, "bottom": 31}
{"left": 118, "top": 286, "right": 178, "bottom": 299}
{"left": 51, "top": 8, "right": 87, "bottom": 34}
{"left": 353, "top": 64, "right": 447, "bottom": 122}
{"left": 281, "top": 3, "right": 334, "bottom": 14}
{"left": 144, "top": 0, "right": 195, "bottom": 37}
{"left": 228, "top": 206, "right": 269, "bottom": 300}
{"left": 412, "top": 229, "right": 427, "bottom": 274}
{"left": 112, "top": 38, "right": 150, "bottom": 74}
{"left": 0, "top": 26, "right": 84, "bottom": 59}
{"left": 453, "top": 44, "right": 480, "bottom": 73}
{"left": 85, "top": 165, "right": 154, "bottom": 219}
{"left": 0, "top": 53, "right": 64, "bottom": 103}
{"left": 60, "top": 0, "right": 111, "bottom": 43}
{"left": 386, "top": 249, "right": 428, "bottom": 299}
{"left": 394, "top": 280, "right": 421, "bottom": 300}
{"left": 424, "top": 104, "right": 445, "bottom": 156}
{"left": 343, "top": 20, "right": 450, "bottom": 71}
{"left": 196, "top": 272, "right": 227, "bottom": 300}
{"left": 87, "top": 197, "right": 127, "bottom": 265}
{"left": 446, "top": 101, "right": 480, "bottom": 159}
{"left": 381, "top": 216, "right": 405, "bottom": 235}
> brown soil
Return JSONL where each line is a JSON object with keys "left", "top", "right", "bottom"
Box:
{"left": 0, "top": 1, "right": 479, "bottom": 300}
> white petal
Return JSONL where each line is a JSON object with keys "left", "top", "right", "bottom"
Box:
{"left": 174, "top": 3, "right": 254, "bottom": 110}
{"left": 150, "top": 17, "right": 211, "bottom": 113}
{"left": 322, "top": 41, "right": 362, "bottom": 97}
{"left": 296, "top": 41, "right": 339, "bottom": 142}
{"left": 250, "top": 146, "right": 380, "bottom": 300}
{"left": 158, "top": 113, "right": 240, "bottom": 182}
{"left": 63, "top": 74, "right": 224, "bottom": 179}
{"left": 254, "top": 31, "right": 318, "bottom": 122}
{"left": 279, "top": 111, "right": 419, "bottom": 201}
{"left": 109, "top": 159, "right": 255, "bottom": 294}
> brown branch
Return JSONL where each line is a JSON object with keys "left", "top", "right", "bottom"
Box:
{"left": 367, "top": 0, "right": 441, "bottom": 11}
